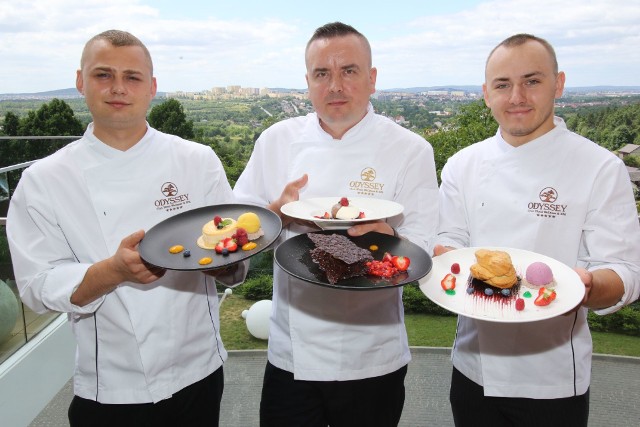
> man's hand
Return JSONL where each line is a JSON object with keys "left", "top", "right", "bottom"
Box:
{"left": 268, "top": 174, "right": 308, "bottom": 225}
{"left": 573, "top": 267, "right": 622, "bottom": 310}
{"left": 433, "top": 244, "right": 455, "bottom": 257}
{"left": 347, "top": 221, "right": 394, "bottom": 237}
{"left": 110, "top": 230, "right": 166, "bottom": 284}
{"left": 71, "top": 230, "right": 165, "bottom": 307}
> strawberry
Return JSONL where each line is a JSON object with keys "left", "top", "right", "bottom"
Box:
{"left": 534, "top": 287, "right": 557, "bottom": 306}
{"left": 391, "top": 255, "right": 410, "bottom": 271}
{"left": 382, "top": 252, "right": 393, "bottom": 263}
{"left": 213, "top": 215, "right": 222, "bottom": 226}
{"left": 441, "top": 273, "right": 456, "bottom": 291}
{"left": 314, "top": 212, "right": 330, "bottom": 219}
{"left": 215, "top": 237, "right": 238, "bottom": 254}
{"left": 339, "top": 197, "right": 349, "bottom": 206}
{"left": 450, "top": 263, "right": 460, "bottom": 274}
{"left": 224, "top": 237, "right": 238, "bottom": 253}
{"left": 357, "top": 211, "right": 365, "bottom": 219}
{"left": 366, "top": 260, "right": 398, "bottom": 278}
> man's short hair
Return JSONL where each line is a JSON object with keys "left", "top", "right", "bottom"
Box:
{"left": 305, "top": 22, "right": 372, "bottom": 68}
{"left": 487, "top": 33, "right": 558, "bottom": 74}
{"left": 81, "top": 29, "right": 154, "bottom": 75}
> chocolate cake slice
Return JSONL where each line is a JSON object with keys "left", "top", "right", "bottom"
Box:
{"left": 307, "top": 233, "right": 373, "bottom": 284}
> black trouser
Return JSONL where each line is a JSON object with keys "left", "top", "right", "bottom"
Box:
{"left": 260, "top": 361, "right": 407, "bottom": 427}
{"left": 450, "top": 366, "right": 589, "bottom": 427}
{"left": 68, "top": 366, "right": 224, "bottom": 427}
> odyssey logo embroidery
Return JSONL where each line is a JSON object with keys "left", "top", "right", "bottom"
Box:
{"left": 349, "top": 167, "right": 385, "bottom": 196}
{"left": 528, "top": 186, "right": 566, "bottom": 218}
{"left": 155, "top": 182, "right": 191, "bottom": 212}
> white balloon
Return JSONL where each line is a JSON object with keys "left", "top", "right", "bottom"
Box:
{"left": 244, "top": 299, "right": 272, "bottom": 340}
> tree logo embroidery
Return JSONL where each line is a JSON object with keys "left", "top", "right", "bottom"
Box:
{"left": 162, "top": 182, "right": 179, "bottom": 197}
{"left": 539, "top": 187, "right": 558, "bottom": 203}
{"left": 360, "top": 167, "right": 376, "bottom": 182}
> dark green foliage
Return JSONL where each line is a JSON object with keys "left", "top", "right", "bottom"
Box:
{"left": 426, "top": 100, "right": 498, "bottom": 182}
{"left": 2, "top": 112, "right": 19, "bottom": 136}
{"left": 588, "top": 301, "right": 640, "bottom": 336}
{"left": 402, "top": 283, "right": 455, "bottom": 316}
{"left": 234, "top": 274, "right": 273, "bottom": 300}
{"left": 232, "top": 250, "right": 274, "bottom": 300}
{"left": 623, "top": 154, "right": 640, "bottom": 168}
{"left": 563, "top": 102, "right": 640, "bottom": 150}
{"left": 1, "top": 99, "right": 83, "bottom": 196}
{"left": 148, "top": 98, "right": 195, "bottom": 139}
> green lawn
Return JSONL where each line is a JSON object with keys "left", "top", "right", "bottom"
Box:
{"left": 220, "top": 295, "right": 640, "bottom": 357}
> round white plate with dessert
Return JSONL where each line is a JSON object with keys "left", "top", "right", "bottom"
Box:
{"left": 280, "top": 197, "right": 404, "bottom": 230}
{"left": 275, "top": 230, "right": 432, "bottom": 290}
{"left": 419, "top": 247, "right": 585, "bottom": 323}
{"left": 139, "top": 204, "right": 282, "bottom": 271}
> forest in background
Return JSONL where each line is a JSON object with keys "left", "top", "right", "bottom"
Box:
{"left": 2, "top": 94, "right": 640, "bottom": 188}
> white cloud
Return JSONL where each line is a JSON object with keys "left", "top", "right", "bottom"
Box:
{"left": 1, "top": 0, "right": 638, "bottom": 93}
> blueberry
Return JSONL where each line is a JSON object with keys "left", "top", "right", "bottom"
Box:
{"left": 466, "top": 287, "right": 474, "bottom": 295}
{"left": 500, "top": 289, "right": 511, "bottom": 297}
{"left": 222, "top": 248, "right": 229, "bottom": 256}
{"left": 484, "top": 288, "right": 494, "bottom": 296}
{"left": 183, "top": 250, "right": 191, "bottom": 258}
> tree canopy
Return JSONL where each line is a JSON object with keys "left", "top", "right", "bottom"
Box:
{"left": 425, "top": 100, "right": 498, "bottom": 182}
{"left": 148, "top": 98, "right": 195, "bottom": 139}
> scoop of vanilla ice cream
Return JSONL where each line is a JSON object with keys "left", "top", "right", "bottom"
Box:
{"left": 335, "top": 205, "right": 360, "bottom": 220}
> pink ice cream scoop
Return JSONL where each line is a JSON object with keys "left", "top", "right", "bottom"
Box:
{"left": 525, "top": 262, "right": 554, "bottom": 287}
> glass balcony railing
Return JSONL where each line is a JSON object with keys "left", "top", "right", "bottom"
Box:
{"left": 0, "top": 136, "right": 80, "bottom": 365}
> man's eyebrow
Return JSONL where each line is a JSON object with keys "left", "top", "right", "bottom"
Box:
{"left": 490, "top": 71, "right": 545, "bottom": 84}
{"left": 91, "top": 66, "right": 143, "bottom": 75}
{"left": 342, "top": 63, "right": 359, "bottom": 70}
{"left": 522, "top": 71, "right": 545, "bottom": 79}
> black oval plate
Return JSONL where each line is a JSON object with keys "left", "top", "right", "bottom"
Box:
{"left": 275, "top": 230, "right": 432, "bottom": 290}
{"left": 139, "top": 204, "right": 282, "bottom": 270}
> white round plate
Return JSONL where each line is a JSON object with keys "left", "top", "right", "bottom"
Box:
{"left": 419, "top": 247, "right": 585, "bottom": 323}
{"left": 280, "top": 197, "right": 404, "bottom": 230}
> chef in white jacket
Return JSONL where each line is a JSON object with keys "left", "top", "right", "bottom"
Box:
{"left": 434, "top": 34, "right": 640, "bottom": 427}
{"left": 7, "top": 30, "right": 242, "bottom": 427}
{"left": 233, "top": 22, "right": 438, "bottom": 426}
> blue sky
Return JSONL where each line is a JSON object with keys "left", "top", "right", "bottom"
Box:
{"left": 1, "top": 0, "right": 639, "bottom": 93}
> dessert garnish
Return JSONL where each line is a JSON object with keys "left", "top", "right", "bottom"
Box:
{"left": 198, "top": 257, "right": 212, "bottom": 265}
{"left": 169, "top": 245, "right": 184, "bottom": 254}
{"left": 441, "top": 273, "right": 456, "bottom": 294}
{"left": 215, "top": 237, "right": 238, "bottom": 255}
{"left": 450, "top": 262, "right": 460, "bottom": 274}
{"left": 366, "top": 252, "right": 411, "bottom": 279}
{"left": 533, "top": 287, "right": 557, "bottom": 306}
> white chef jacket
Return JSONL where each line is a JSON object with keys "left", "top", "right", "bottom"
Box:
{"left": 233, "top": 104, "right": 439, "bottom": 381}
{"left": 436, "top": 117, "right": 640, "bottom": 399}
{"left": 8, "top": 124, "right": 235, "bottom": 404}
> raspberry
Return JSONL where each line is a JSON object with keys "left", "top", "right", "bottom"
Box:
{"left": 339, "top": 197, "right": 349, "bottom": 206}
{"left": 515, "top": 298, "right": 525, "bottom": 311}
{"left": 213, "top": 216, "right": 222, "bottom": 226}
{"left": 450, "top": 263, "right": 460, "bottom": 274}
{"left": 233, "top": 228, "right": 249, "bottom": 246}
